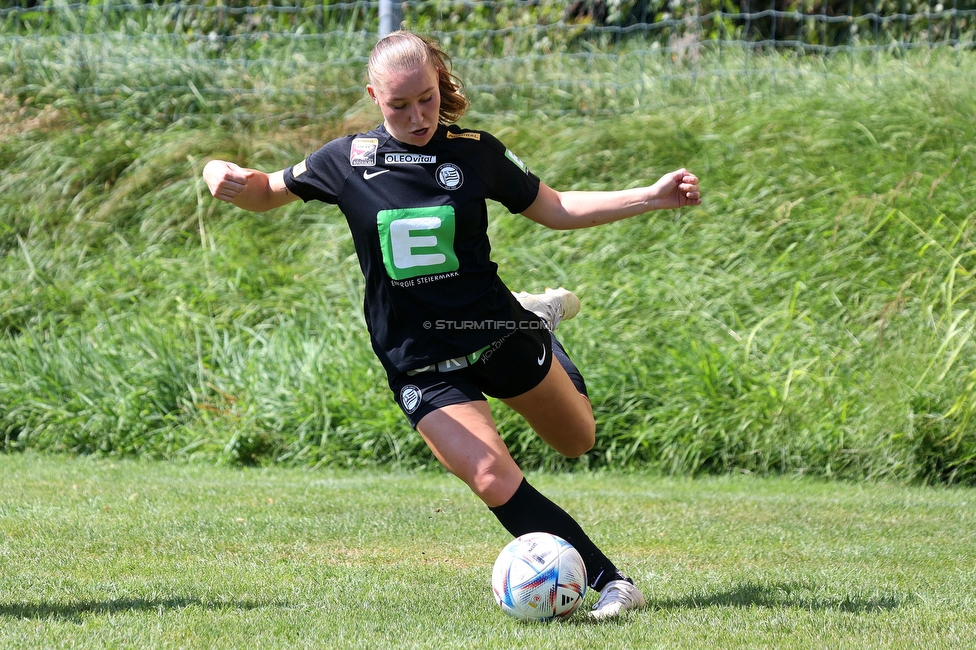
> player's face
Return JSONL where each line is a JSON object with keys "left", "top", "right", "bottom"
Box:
{"left": 367, "top": 63, "right": 441, "bottom": 147}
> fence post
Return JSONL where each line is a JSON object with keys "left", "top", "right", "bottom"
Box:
{"left": 379, "top": 0, "right": 402, "bottom": 38}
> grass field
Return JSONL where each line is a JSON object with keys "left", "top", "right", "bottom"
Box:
{"left": 1, "top": 453, "right": 975, "bottom": 648}
{"left": 3, "top": 13, "right": 976, "bottom": 647}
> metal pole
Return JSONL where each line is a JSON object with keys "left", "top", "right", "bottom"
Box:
{"left": 379, "top": 0, "right": 402, "bottom": 38}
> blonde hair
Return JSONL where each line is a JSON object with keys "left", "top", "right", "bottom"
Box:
{"left": 368, "top": 31, "right": 470, "bottom": 124}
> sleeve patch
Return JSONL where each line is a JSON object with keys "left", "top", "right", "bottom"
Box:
{"left": 292, "top": 159, "right": 307, "bottom": 177}
{"left": 504, "top": 149, "right": 528, "bottom": 174}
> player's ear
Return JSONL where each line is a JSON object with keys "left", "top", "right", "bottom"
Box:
{"left": 366, "top": 84, "right": 379, "bottom": 105}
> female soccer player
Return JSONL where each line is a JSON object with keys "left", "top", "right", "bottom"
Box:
{"left": 203, "top": 30, "right": 701, "bottom": 619}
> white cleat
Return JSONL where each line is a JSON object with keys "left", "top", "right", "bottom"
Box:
{"left": 512, "top": 287, "right": 580, "bottom": 331}
{"left": 588, "top": 579, "right": 646, "bottom": 620}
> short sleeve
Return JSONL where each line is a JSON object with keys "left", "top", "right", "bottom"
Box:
{"left": 282, "top": 137, "right": 353, "bottom": 205}
{"left": 471, "top": 131, "right": 542, "bottom": 214}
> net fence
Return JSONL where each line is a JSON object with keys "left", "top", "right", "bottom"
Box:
{"left": 2, "top": 0, "right": 974, "bottom": 124}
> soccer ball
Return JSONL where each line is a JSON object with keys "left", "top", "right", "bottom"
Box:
{"left": 491, "top": 532, "right": 587, "bottom": 622}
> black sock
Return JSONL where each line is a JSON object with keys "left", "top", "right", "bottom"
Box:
{"left": 489, "top": 477, "right": 622, "bottom": 591}
{"left": 550, "top": 332, "right": 588, "bottom": 397}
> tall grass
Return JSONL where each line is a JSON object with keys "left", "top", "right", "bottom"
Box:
{"left": 3, "top": 2, "right": 974, "bottom": 126}
{"left": 1, "top": 54, "right": 974, "bottom": 482}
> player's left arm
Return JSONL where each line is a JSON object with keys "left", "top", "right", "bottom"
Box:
{"left": 520, "top": 168, "right": 701, "bottom": 231}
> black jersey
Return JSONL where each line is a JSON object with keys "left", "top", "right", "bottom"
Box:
{"left": 282, "top": 123, "right": 543, "bottom": 377}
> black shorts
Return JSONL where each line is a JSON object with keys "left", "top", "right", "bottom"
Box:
{"left": 390, "top": 327, "right": 554, "bottom": 428}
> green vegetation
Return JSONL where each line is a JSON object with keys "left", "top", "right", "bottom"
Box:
{"left": 2, "top": 52, "right": 974, "bottom": 481}
{"left": 1, "top": 453, "right": 974, "bottom": 648}
{"left": 3, "top": 0, "right": 973, "bottom": 124}
{"left": 3, "top": 8, "right": 973, "bottom": 648}
{"left": 3, "top": 0, "right": 971, "bottom": 44}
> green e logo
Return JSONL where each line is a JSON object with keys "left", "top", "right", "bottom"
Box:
{"left": 377, "top": 206, "right": 459, "bottom": 280}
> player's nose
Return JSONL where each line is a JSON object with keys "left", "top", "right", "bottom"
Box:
{"left": 409, "top": 103, "right": 424, "bottom": 124}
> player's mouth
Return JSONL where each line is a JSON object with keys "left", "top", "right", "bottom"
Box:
{"left": 410, "top": 127, "right": 429, "bottom": 139}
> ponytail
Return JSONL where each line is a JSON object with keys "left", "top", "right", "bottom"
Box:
{"left": 368, "top": 31, "right": 470, "bottom": 124}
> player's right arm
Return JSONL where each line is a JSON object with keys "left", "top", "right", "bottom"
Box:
{"left": 202, "top": 160, "right": 299, "bottom": 213}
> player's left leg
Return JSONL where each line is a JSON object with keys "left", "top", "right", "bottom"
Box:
{"left": 512, "top": 287, "right": 580, "bottom": 331}
{"left": 508, "top": 286, "right": 594, "bottom": 454}
{"left": 505, "top": 291, "right": 646, "bottom": 618}
{"left": 500, "top": 358, "right": 595, "bottom": 458}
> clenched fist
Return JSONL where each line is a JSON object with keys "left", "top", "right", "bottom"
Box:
{"left": 203, "top": 160, "right": 253, "bottom": 203}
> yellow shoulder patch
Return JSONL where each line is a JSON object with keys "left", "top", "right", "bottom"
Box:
{"left": 446, "top": 131, "right": 481, "bottom": 141}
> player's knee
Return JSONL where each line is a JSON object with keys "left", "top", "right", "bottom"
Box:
{"left": 562, "top": 437, "right": 595, "bottom": 459}
{"left": 468, "top": 461, "right": 522, "bottom": 507}
{"left": 557, "top": 418, "right": 596, "bottom": 458}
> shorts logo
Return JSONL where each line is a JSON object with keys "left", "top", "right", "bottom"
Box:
{"left": 350, "top": 138, "right": 378, "bottom": 166}
{"left": 435, "top": 163, "right": 463, "bottom": 190}
{"left": 400, "top": 385, "right": 422, "bottom": 414}
{"left": 386, "top": 153, "right": 436, "bottom": 164}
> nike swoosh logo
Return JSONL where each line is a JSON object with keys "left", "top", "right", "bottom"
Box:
{"left": 537, "top": 341, "right": 547, "bottom": 366}
{"left": 363, "top": 169, "right": 390, "bottom": 180}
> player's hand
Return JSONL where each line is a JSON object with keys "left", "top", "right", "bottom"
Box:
{"left": 203, "top": 160, "right": 253, "bottom": 203}
{"left": 650, "top": 168, "right": 701, "bottom": 209}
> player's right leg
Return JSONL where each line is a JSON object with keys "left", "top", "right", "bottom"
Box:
{"left": 416, "top": 401, "right": 644, "bottom": 618}
{"left": 416, "top": 400, "right": 523, "bottom": 507}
